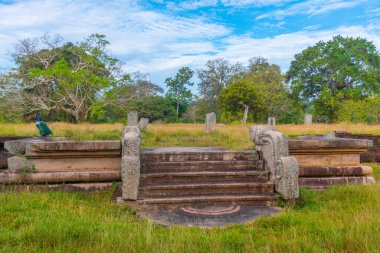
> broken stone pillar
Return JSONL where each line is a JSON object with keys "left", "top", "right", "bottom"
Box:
{"left": 138, "top": 117, "right": 149, "bottom": 131}
{"left": 127, "top": 111, "right": 138, "bottom": 126}
{"left": 304, "top": 114, "right": 312, "bottom": 125}
{"left": 268, "top": 117, "right": 276, "bottom": 126}
{"left": 205, "top": 112, "right": 216, "bottom": 133}
{"left": 121, "top": 126, "right": 141, "bottom": 200}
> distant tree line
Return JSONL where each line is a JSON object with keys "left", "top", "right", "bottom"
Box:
{"left": 1, "top": 34, "right": 379, "bottom": 124}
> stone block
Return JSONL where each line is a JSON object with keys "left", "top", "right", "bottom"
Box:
{"left": 121, "top": 126, "right": 141, "bottom": 200}
{"left": 138, "top": 117, "right": 149, "bottom": 130}
{"left": 267, "top": 117, "right": 276, "bottom": 126}
{"left": 127, "top": 111, "right": 138, "bottom": 126}
{"left": 205, "top": 112, "right": 216, "bottom": 133}
{"left": 5, "top": 137, "right": 67, "bottom": 155}
{"left": 304, "top": 114, "right": 312, "bottom": 125}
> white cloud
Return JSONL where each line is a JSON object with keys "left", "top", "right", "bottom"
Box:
{"left": 256, "top": 0, "right": 365, "bottom": 20}
{"left": 0, "top": 0, "right": 379, "bottom": 88}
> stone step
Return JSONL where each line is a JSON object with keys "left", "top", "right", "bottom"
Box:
{"left": 143, "top": 148, "right": 257, "bottom": 162}
{"left": 141, "top": 160, "right": 262, "bottom": 173}
{"left": 139, "top": 182, "right": 274, "bottom": 198}
{"left": 140, "top": 171, "right": 269, "bottom": 185}
{"left": 137, "top": 194, "right": 278, "bottom": 208}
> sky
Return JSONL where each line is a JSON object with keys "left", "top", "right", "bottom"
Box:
{"left": 0, "top": 0, "right": 379, "bottom": 89}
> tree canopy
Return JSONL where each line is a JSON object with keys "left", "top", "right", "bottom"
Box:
{"left": 287, "top": 35, "right": 380, "bottom": 122}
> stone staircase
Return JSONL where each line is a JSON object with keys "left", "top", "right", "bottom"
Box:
{"left": 137, "top": 147, "right": 278, "bottom": 209}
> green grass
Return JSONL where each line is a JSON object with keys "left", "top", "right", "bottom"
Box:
{"left": 0, "top": 166, "right": 379, "bottom": 253}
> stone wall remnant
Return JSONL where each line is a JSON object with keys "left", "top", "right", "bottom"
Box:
{"left": 249, "top": 125, "right": 299, "bottom": 200}
{"left": 121, "top": 126, "right": 141, "bottom": 200}
{"left": 205, "top": 112, "right": 216, "bottom": 133}
{"left": 127, "top": 111, "right": 138, "bottom": 126}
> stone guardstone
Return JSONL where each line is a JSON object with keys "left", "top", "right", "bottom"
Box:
{"left": 304, "top": 114, "right": 312, "bottom": 125}
{"left": 205, "top": 112, "right": 216, "bottom": 133}
{"left": 268, "top": 117, "right": 276, "bottom": 126}
{"left": 127, "top": 111, "right": 138, "bottom": 126}
{"left": 138, "top": 118, "right": 149, "bottom": 130}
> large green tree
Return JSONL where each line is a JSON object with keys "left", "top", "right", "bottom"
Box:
{"left": 287, "top": 35, "right": 380, "bottom": 122}
{"left": 197, "top": 58, "right": 243, "bottom": 115}
{"left": 2, "top": 33, "right": 121, "bottom": 122}
{"left": 165, "top": 67, "right": 194, "bottom": 118}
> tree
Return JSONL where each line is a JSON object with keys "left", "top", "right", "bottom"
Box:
{"left": 197, "top": 58, "right": 243, "bottom": 114}
{"left": 2, "top": 33, "right": 122, "bottom": 122}
{"left": 218, "top": 57, "right": 296, "bottom": 123}
{"left": 287, "top": 35, "right": 380, "bottom": 122}
{"left": 219, "top": 79, "right": 264, "bottom": 123}
{"left": 165, "top": 67, "right": 194, "bottom": 118}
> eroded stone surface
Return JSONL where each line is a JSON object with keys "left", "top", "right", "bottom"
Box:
{"left": 249, "top": 125, "right": 299, "bottom": 200}
{"left": 121, "top": 126, "right": 141, "bottom": 200}
{"left": 138, "top": 118, "right": 149, "bottom": 130}
{"left": 304, "top": 114, "right": 312, "bottom": 125}
{"left": 205, "top": 112, "right": 216, "bottom": 133}
{"left": 138, "top": 205, "right": 282, "bottom": 227}
{"left": 127, "top": 111, "right": 138, "bottom": 126}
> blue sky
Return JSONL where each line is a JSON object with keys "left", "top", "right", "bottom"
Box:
{"left": 0, "top": 0, "right": 379, "bottom": 89}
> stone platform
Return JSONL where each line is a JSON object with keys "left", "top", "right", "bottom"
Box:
{"left": 289, "top": 137, "right": 375, "bottom": 189}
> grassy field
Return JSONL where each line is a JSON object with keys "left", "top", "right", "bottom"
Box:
{"left": 0, "top": 165, "right": 378, "bottom": 253}
{"left": 2, "top": 122, "right": 380, "bottom": 149}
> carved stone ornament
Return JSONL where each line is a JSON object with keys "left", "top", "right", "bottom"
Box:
{"left": 249, "top": 125, "right": 299, "bottom": 200}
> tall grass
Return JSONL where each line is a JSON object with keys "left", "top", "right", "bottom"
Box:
{"left": 0, "top": 165, "right": 379, "bottom": 252}
{"left": 2, "top": 122, "right": 380, "bottom": 149}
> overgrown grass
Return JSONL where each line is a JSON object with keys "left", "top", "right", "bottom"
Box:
{"left": 3, "top": 122, "right": 380, "bottom": 149}
{"left": 0, "top": 165, "right": 379, "bottom": 252}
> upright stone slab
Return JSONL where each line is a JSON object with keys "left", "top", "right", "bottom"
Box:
{"left": 205, "top": 112, "right": 216, "bottom": 133}
{"left": 268, "top": 117, "right": 276, "bottom": 126}
{"left": 138, "top": 118, "right": 149, "bottom": 131}
{"left": 127, "top": 111, "right": 138, "bottom": 126}
{"left": 121, "top": 126, "right": 141, "bottom": 200}
{"left": 304, "top": 114, "right": 312, "bottom": 125}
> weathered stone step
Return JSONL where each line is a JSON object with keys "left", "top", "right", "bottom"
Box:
{"left": 142, "top": 160, "right": 262, "bottom": 173}
{"left": 143, "top": 147, "right": 257, "bottom": 162}
{"left": 139, "top": 182, "right": 274, "bottom": 198}
{"left": 137, "top": 194, "right": 278, "bottom": 207}
{"left": 140, "top": 171, "right": 269, "bottom": 185}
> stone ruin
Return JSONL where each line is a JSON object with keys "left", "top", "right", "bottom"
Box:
{"left": 267, "top": 117, "right": 276, "bottom": 126}
{"left": 0, "top": 123, "right": 377, "bottom": 226}
{"left": 205, "top": 112, "right": 216, "bottom": 133}
{"left": 304, "top": 114, "right": 312, "bottom": 125}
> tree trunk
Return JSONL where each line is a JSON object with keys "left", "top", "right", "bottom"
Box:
{"left": 242, "top": 104, "right": 249, "bottom": 124}
{"left": 176, "top": 100, "right": 180, "bottom": 119}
